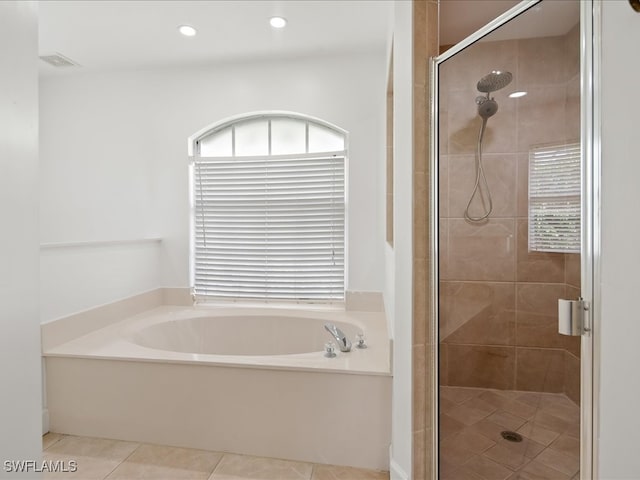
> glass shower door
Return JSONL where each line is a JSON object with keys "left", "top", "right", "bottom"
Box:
{"left": 434, "top": 2, "right": 590, "bottom": 479}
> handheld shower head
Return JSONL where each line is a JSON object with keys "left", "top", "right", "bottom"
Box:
{"left": 465, "top": 70, "right": 513, "bottom": 223}
{"left": 477, "top": 71, "right": 513, "bottom": 93}
{"left": 476, "top": 97, "right": 499, "bottom": 119}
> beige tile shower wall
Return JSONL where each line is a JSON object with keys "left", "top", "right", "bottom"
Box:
{"left": 439, "top": 25, "right": 581, "bottom": 402}
{"left": 412, "top": 1, "right": 439, "bottom": 479}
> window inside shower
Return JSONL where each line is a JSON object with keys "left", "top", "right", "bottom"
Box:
{"left": 437, "top": 2, "right": 582, "bottom": 478}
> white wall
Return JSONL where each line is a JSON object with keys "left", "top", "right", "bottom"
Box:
{"left": 39, "top": 52, "right": 387, "bottom": 321}
{"left": 0, "top": 1, "right": 43, "bottom": 475}
{"left": 389, "top": 2, "right": 413, "bottom": 478}
{"left": 40, "top": 243, "right": 161, "bottom": 321}
{"left": 598, "top": 1, "right": 640, "bottom": 478}
{"left": 39, "top": 70, "right": 168, "bottom": 321}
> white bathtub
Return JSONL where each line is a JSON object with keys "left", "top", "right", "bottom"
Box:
{"left": 43, "top": 305, "right": 391, "bottom": 470}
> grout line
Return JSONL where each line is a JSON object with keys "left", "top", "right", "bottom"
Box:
{"left": 101, "top": 442, "right": 141, "bottom": 480}
{"left": 439, "top": 279, "right": 568, "bottom": 287}
{"left": 514, "top": 342, "right": 519, "bottom": 391}
{"left": 207, "top": 452, "right": 227, "bottom": 479}
{"left": 42, "top": 433, "right": 65, "bottom": 452}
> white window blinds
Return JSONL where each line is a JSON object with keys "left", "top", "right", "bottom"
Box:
{"left": 192, "top": 116, "right": 346, "bottom": 302}
{"left": 528, "top": 142, "right": 581, "bottom": 253}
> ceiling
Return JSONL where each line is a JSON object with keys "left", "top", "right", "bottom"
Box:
{"left": 40, "top": 1, "right": 581, "bottom": 77}
{"left": 38, "top": 1, "right": 392, "bottom": 76}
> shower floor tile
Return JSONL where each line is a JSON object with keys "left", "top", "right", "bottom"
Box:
{"left": 41, "top": 434, "right": 389, "bottom": 480}
{"left": 440, "top": 387, "right": 580, "bottom": 480}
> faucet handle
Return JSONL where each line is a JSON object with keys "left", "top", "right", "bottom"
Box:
{"left": 324, "top": 342, "right": 337, "bottom": 358}
{"left": 355, "top": 332, "right": 368, "bottom": 349}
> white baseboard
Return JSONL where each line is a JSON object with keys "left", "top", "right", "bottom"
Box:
{"left": 389, "top": 445, "right": 409, "bottom": 480}
{"left": 390, "top": 459, "right": 409, "bottom": 480}
{"left": 42, "top": 408, "right": 49, "bottom": 435}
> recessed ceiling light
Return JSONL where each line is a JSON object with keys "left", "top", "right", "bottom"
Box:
{"left": 509, "top": 91, "right": 528, "bottom": 98}
{"left": 178, "top": 25, "right": 197, "bottom": 37}
{"left": 269, "top": 16, "right": 287, "bottom": 29}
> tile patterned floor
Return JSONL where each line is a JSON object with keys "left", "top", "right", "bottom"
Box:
{"left": 440, "top": 387, "right": 580, "bottom": 480}
{"left": 42, "top": 433, "right": 389, "bottom": 480}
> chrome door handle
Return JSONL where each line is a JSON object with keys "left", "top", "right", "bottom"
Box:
{"left": 558, "top": 297, "right": 590, "bottom": 336}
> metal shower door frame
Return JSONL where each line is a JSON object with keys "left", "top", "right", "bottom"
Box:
{"left": 428, "top": 1, "right": 600, "bottom": 478}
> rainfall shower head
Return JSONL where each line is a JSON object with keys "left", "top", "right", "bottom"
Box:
{"left": 475, "top": 70, "right": 513, "bottom": 119}
{"left": 477, "top": 70, "right": 513, "bottom": 93}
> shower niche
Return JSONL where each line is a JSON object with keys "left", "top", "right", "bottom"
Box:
{"left": 435, "top": 1, "right": 584, "bottom": 478}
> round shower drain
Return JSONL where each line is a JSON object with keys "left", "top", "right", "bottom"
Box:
{"left": 500, "top": 431, "right": 523, "bottom": 443}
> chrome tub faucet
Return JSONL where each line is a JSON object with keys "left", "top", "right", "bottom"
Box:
{"left": 324, "top": 323, "right": 352, "bottom": 352}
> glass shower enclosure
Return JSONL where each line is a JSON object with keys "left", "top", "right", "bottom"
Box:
{"left": 431, "top": 1, "right": 593, "bottom": 478}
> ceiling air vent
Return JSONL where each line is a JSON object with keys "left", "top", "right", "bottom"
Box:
{"left": 39, "top": 53, "right": 80, "bottom": 68}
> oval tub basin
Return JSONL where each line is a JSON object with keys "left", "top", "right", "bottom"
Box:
{"left": 131, "top": 315, "right": 358, "bottom": 356}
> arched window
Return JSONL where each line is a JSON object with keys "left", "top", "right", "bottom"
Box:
{"left": 190, "top": 112, "right": 347, "bottom": 302}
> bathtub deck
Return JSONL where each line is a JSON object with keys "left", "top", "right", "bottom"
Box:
{"left": 42, "top": 305, "right": 391, "bottom": 376}
{"left": 42, "top": 433, "right": 390, "bottom": 479}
